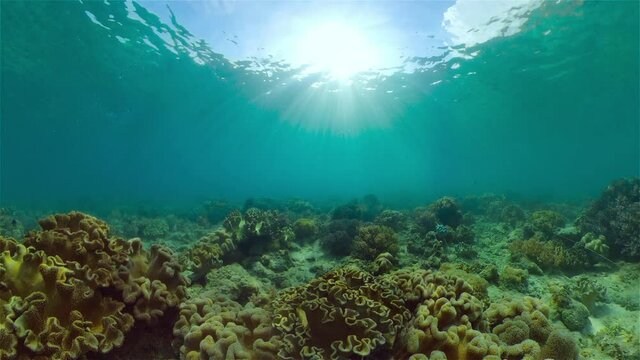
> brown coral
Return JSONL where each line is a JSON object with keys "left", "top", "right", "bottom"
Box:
{"left": 509, "top": 237, "right": 587, "bottom": 271}
{"left": 172, "top": 296, "right": 280, "bottom": 360}
{"left": 351, "top": 225, "right": 399, "bottom": 261}
{"left": 114, "top": 239, "right": 188, "bottom": 323}
{"left": 0, "top": 236, "right": 134, "bottom": 359}
{"left": 24, "top": 212, "right": 121, "bottom": 288}
{"left": 525, "top": 210, "right": 565, "bottom": 238}
{"left": 223, "top": 208, "right": 295, "bottom": 256}
{"left": 484, "top": 297, "right": 555, "bottom": 359}
{"left": 383, "top": 268, "right": 493, "bottom": 359}
{"left": 272, "top": 266, "right": 410, "bottom": 359}
{"left": 0, "top": 212, "right": 189, "bottom": 359}
{"left": 179, "top": 228, "right": 236, "bottom": 283}
{"left": 371, "top": 252, "right": 395, "bottom": 275}
{"left": 25, "top": 212, "right": 188, "bottom": 325}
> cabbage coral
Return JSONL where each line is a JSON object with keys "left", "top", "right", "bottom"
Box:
{"left": 172, "top": 296, "right": 280, "bottom": 360}
{"left": 0, "top": 212, "right": 188, "bottom": 359}
{"left": 272, "top": 266, "right": 410, "bottom": 359}
{"left": 0, "top": 236, "right": 133, "bottom": 359}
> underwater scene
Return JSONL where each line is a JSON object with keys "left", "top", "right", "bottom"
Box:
{"left": 1, "top": 0, "right": 639, "bottom": 359}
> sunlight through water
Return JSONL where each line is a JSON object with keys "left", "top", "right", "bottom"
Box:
{"left": 292, "top": 21, "right": 381, "bottom": 80}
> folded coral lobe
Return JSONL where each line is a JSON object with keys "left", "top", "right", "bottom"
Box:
{"left": 0, "top": 235, "right": 134, "bottom": 360}
{"left": 1, "top": 211, "right": 188, "bottom": 359}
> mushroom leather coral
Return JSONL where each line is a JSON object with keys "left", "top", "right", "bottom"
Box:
{"left": 272, "top": 266, "right": 411, "bottom": 360}
{"left": 179, "top": 229, "right": 236, "bottom": 282}
{"left": 24, "top": 211, "right": 121, "bottom": 288}
{"left": 115, "top": 239, "right": 188, "bottom": 323}
{"left": 172, "top": 296, "right": 280, "bottom": 360}
{"left": 24, "top": 212, "right": 188, "bottom": 324}
{"left": 173, "top": 266, "right": 574, "bottom": 360}
{"left": 0, "top": 212, "right": 188, "bottom": 359}
{"left": 484, "top": 297, "right": 554, "bottom": 360}
{"left": 384, "top": 268, "right": 497, "bottom": 359}
{"left": 0, "top": 236, "right": 134, "bottom": 360}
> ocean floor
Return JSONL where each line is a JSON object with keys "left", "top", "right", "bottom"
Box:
{"left": 0, "top": 179, "right": 638, "bottom": 360}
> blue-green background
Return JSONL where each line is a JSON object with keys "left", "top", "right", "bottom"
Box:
{"left": 1, "top": 0, "right": 638, "bottom": 210}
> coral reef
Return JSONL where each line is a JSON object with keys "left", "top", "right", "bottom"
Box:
{"left": 351, "top": 224, "right": 399, "bottom": 261}
{"left": 549, "top": 280, "right": 591, "bottom": 331}
{"left": 571, "top": 276, "right": 607, "bottom": 312}
{"left": 374, "top": 210, "right": 406, "bottom": 231}
{"left": 499, "top": 265, "right": 529, "bottom": 291}
{"left": 483, "top": 297, "right": 557, "bottom": 359}
{"left": 0, "top": 235, "right": 134, "bottom": 360}
{"left": 509, "top": 237, "right": 588, "bottom": 271}
{"left": 461, "top": 194, "right": 525, "bottom": 227}
{"left": 320, "top": 219, "right": 360, "bottom": 256}
{"left": 410, "top": 199, "right": 473, "bottom": 259}
{"left": 413, "top": 207, "right": 438, "bottom": 235}
{"left": 241, "top": 198, "right": 316, "bottom": 220}
{"left": 272, "top": 266, "right": 410, "bottom": 359}
{"left": 391, "top": 269, "right": 494, "bottom": 359}
{"left": 581, "top": 232, "right": 609, "bottom": 256}
{"left": 0, "top": 212, "right": 188, "bottom": 359}
{"left": 523, "top": 210, "right": 565, "bottom": 239}
{"left": 594, "top": 322, "right": 640, "bottom": 360}
{"left": 116, "top": 216, "right": 170, "bottom": 241}
{"left": 5, "top": 188, "right": 637, "bottom": 359}
{"left": 292, "top": 218, "right": 318, "bottom": 241}
{"left": 223, "top": 208, "right": 295, "bottom": 256}
{"left": 438, "top": 263, "right": 489, "bottom": 300}
{"left": 200, "top": 199, "right": 232, "bottom": 225}
{"left": 179, "top": 229, "right": 235, "bottom": 283}
{"left": 172, "top": 296, "right": 280, "bottom": 360}
{"left": 428, "top": 197, "right": 463, "bottom": 228}
{"left": 331, "top": 195, "right": 383, "bottom": 222}
{"left": 558, "top": 300, "right": 590, "bottom": 331}
{"left": 371, "top": 252, "right": 396, "bottom": 275}
{"left": 539, "top": 330, "right": 580, "bottom": 360}
{"left": 577, "top": 177, "right": 640, "bottom": 259}
{"left": 204, "top": 264, "right": 266, "bottom": 304}
{"left": 331, "top": 202, "right": 364, "bottom": 221}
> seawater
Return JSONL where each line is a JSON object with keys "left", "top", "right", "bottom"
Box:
{"left": 0, "top": 1, "right": 639, "bottom": 360}
{"left": 2, "top": 0, "right": 638, "bottom": 211}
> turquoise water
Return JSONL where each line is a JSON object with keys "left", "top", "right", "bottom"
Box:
{"left": 1, "top": 2, "right": 640, "bottom": 360}
{"left": 1, "top": 0, "right": 638, "bottom": 208}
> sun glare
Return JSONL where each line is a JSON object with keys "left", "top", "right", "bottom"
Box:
{"left": 294, "top": 22, "right": 380, "bottom": 80}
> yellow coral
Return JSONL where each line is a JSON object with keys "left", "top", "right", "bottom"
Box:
{"left": 179, "top": 229, "right": 235, "bottom": 282}
{"left": 0, "top": 236, "right": 134, "bottom": 359}
{"left": 372, "top": 252, "right": 395, "bottom": 275}
{"left": 115, "top": 239, "right": 189, "bottom": 323}
{"left": 272, "top": 266, "right": 410, "bottom": 359}
{"left": 0, "top": 212, "right": 189, "bottom": 359}
{"left": 383, "top": 268, "right": 494, "bottom": 359}
{"left": 26, "top": 212, "right": 188, "bottom": 325}
{"left": 172, "top": 296, "right": 280, "bottom": 360}
{"left": 509, "top": 237, "right": 578, "bottom": 270}
{"left": 484, "top": 297, "right": 554, "bottom": 359}
{"left": 24, "top": 212, "right": 120, "bottom": 288}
